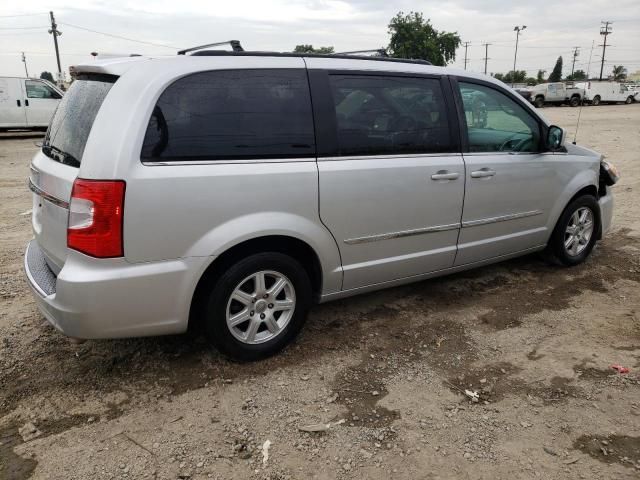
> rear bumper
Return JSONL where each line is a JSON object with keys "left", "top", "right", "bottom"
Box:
{"left": 24, "top": 240, "right": 207, "bottom": 339}
{"left": 598, "top": 190, "right": 614, "bottom": 238}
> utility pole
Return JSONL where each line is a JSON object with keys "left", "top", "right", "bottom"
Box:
{"left": 463, "top": 42, "right": 470, "bottom": 70}
{"left": 571, "top": 46, "right": 579, "bottom": 77}
{"left": 21, "top": 52, "right": 29, "bottom": 78}
{"left": 599, "top": 21, "right": 612, "bottom": 81}
{"left": 482, "top": 43, "right": 491, "bottom": 75}
{"left": 512, "top": 25, "right": 527, "bottom": 87}
{"left": 48, "top": 11, "right": 63, "bottom": 87}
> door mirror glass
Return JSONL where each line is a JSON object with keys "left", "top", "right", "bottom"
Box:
{"left": 547, "top": 125, "right": 564, "bottom": 150}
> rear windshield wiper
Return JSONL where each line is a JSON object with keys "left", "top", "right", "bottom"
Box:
{"left": 42, "top": 144, "right": 80, "bottom": 168}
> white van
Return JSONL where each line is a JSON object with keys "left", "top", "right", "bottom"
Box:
{"left": 0, "top": 77, "right": 63, "bottom": 130}
{"left": 576, "top": 81, "right": 638, "bottom": 105}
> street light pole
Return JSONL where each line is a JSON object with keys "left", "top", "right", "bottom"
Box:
{"left": 512, "top": 25, "right": 526, "bottom": 87}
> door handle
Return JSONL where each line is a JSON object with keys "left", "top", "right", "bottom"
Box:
{"left": 470, "top": 168, "right": 496, "bottom": 178}
{"left": 431, "top": 170, "right": 460, "bottom": 181}
{"left": 17, "top": 99, "right": 21, "bottom": 107}
{"left": 25, "top": 99, "right": 29, "bottom": 107}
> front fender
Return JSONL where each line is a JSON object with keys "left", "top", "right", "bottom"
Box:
{"left": 186, "top": 212, "right": 343, "bottom": 294}
{"left": 545, "top": 168, "right": 598, "bottom": 239}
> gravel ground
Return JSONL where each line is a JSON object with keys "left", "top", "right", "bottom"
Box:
{"left": 1, "top": 104, "right": 639, "bottom": 480}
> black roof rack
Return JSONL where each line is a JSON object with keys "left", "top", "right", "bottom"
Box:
{"left": 187, "top": 50, "right": 432, "bottom": 65}
{"left": 337, "top": 49, "right": 389, "bottom": 57}
{"left": 178, "top": 40, "right": 243, "bottom": 56}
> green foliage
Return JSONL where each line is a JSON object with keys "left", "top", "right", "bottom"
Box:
{"left": 40, "top": 71, "right": 54, "bottom": 82}
{"left": 565, "top": 69, "right": 587, "bottom": 81}
{"left": 525, "top": 77, "right": 537, "bottom": 86}
{"left": 548, "top": 57, "right": 563, "bottom": 82}
{"left": 293, "top": 45, "right": 335, "bottom": 54}
{"left": 536, "top": 70, "right": 546, "bottom": 83}
{"left": 493, "top": 70, "right": 527, "bottom": 84}
{"left": 387, "top": 11, "right": 461, "bottom": 66}
{"left": 611, "top": 65, "right": 627, "bottom": 81}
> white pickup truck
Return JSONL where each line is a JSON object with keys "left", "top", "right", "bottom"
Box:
{"left": 528, "top": 82, "right": 584, "bottom": 108}
{"left": 575, "top": 81, "right": 638, "bottom": 105}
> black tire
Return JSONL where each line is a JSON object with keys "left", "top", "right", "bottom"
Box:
{"left": 203, "top": 252, "right": 312, "bottom": 361}
{"left": 534, "top": 96, "right": 545, "bottom": 108}
{"left": 547, "top": 195, "right": 600, "bottom": 267}
{"left": 592, "top": 95, "right": 601, "bottom": 106}
{"left": 569, "top": 96, "right": 581, "bottom": 107}
{"left": 625, "top": 96, "right": 633, "bottom": 104}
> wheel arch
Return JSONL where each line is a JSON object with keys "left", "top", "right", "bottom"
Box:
{"left": 546, "top": 179, "right": 600, "bottom": 244}
{"left": 188, "top": 235, "right": 326, "bottom": 331}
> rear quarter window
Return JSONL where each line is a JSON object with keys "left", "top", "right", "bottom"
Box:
{"left": 141, "top": 69, "right": 315, "bottom": 161}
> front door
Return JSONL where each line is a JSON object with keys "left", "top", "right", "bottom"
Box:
{"left": 454, "top": 79, "right": 560, "bottom": 266}
{"left": 24, "top": 79, "right": 61, "bottom": 127}
{"left": 313, "top": 72, "right": 465, "bottom": 290}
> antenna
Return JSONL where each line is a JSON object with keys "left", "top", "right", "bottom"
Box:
{"left": 573, "top": 40, "right": 595, "bottom": 144}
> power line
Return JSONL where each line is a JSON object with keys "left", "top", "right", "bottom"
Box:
{"left": 58, "top": 22, "right": 178, "bottom": 50}
{"left": 0, "top": 12, "right": 47, "bottom": 18}
{"left": 0, "top": 26, "right": 48, "bottom": 30}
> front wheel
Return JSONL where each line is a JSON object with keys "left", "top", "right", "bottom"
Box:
{"left": 569, "top": 96, "right": 581, "bottom": 107}
{"left": 534, "top": 96, "right": 545, "bottom": 108}
{"left": 592, "top": 95, "right": 601, "bottom": 106}
{"left": 204, "top": 252, "right": 312, "bottom": 361}
{"left": 547, "top": 195, "right": 600, "bottom": 266}
{"left": 626, "top": 96, "right": 634, "bottom": 104}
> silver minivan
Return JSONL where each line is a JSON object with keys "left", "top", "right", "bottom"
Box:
{"left": 25, "top": 48, "right": 617, "bottom": 360}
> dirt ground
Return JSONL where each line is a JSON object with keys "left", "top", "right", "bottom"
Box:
{"left": 1, "top": 104, "right": 640, "bottom": 480}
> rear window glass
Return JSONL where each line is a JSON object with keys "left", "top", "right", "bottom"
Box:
{"left": 141, "top": 69, "right": 315, "bottom": 161}
{"left": 43, "top": 74, "right": 116, "bottom": 167}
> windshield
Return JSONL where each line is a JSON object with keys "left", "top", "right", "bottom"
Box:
{"left": 43, "top": 74, "right": 117, "bottom": 167}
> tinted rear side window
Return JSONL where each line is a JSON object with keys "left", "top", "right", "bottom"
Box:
{"left": 43, "top": 74, "right": 116, "bottom": 167}
{"left": 328, "top": 75, "right": 451, "bottom": 156}
{"left": 141, "top": 69, "right": 315, "bottom": 161}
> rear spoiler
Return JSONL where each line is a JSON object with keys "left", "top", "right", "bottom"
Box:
{"left": 70, "top": 56, "right": 151, "bottom": 78}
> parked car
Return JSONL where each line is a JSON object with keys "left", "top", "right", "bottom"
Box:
{"left": 576, "top": 81, "right": 638, "bottom": 105}
{"left": 0, "top": 77, "right": 63, "bottom": 130}
{"left": 514, "top": 87, "right": 533, "bottom": 102}
{"left": 528, "top": 82, "right": 584, "bottom": 108}
{"left": 25, "top": 49, "right": 617, "bottom": 361}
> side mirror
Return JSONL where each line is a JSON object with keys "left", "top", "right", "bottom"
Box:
{"left": 547, "top": 125, "right": 564, "bottom": 151}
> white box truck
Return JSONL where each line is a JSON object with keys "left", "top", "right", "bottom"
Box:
{"left": 577, "top": 81, "right": 638, "bottom": 105}
{"left": 0, "top": 77, "right": 63, "bottom": 130}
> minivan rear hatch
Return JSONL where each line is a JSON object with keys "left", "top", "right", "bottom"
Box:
{"left": 29, "top": 74, "right": 117, "bottom": 273}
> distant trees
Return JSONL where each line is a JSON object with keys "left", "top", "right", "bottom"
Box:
{"left": 548, "top": 57, "right": 563, "bottom": 82}
{"left": 566, "top": 69, "right": 587, "bottom": 81}
{"left": 293, "top": 45, "right": 334, "bottom": 54}
{"left": 536, "top": 70, "right": 546, "bottom": 83}
{"left": 493, "top": 70, "right": 527, "bottom": 84}
{"left": 611, "top": 65, "right": 627, "bottom": 81}
{"left": 40, "top": 71, "right": 54, "bottom": 82}
{"left": 387, "top": 11, "right": 461, "bottom": 66}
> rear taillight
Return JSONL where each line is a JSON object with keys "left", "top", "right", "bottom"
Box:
{"left": 67, "top": 179, "right": 125, "bottom": 258}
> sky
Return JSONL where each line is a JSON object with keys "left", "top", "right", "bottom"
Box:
{"left": 1, "top": 0, "right": 639, "bottom": 80}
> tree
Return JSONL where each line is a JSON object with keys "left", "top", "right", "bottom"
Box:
{"left": 611, "top": 65, "right": 627, "bottom": 81}
{"left": 548, "top": 57, "right": 563, "bottom": 82}
{"left": 566, "top": 69, "right": 587, "bottom": 81}
{"left": 536, "top": 70, "right": 546, "bottom": 83}
{"left": 293, "top": 45, "right": 334, "bottom": 54}
{"left": 40, "top": 71, "right": 54, "bottom": 82}
{"left": 525, "top": 77, "right": 537, "bottom": 86}
{"left": 387, "top": 11, "right": 461, "bottom": 66}
{"left": 493, "top": 70, "right": 527, "bottom": 84}
{"left": 493, "top": 73, "right": 505, "bottom": 81}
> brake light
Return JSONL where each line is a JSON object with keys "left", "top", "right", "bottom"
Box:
{"left": 67, "top": 179, "right": 126, "bottom": 258}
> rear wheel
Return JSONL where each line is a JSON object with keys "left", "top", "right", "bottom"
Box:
{"left": 534, "top": 96, "right": 545, "bottom": 108}
{"left": 203, "top": 252, "right": 311, "bottom": 361}
{"left": 569, "top": 96, "right": 581, "bottom": 107}
{"left": 592, "top": 95, "right": 601, "bottom": 106}
{"left": 626, "top": 96, "right": 634, "bottom": 104}
{"left": 547, "top": 195, "right": 600, "bottom": 266}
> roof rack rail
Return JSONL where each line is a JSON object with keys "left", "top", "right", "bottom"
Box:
{"left": 185, "top": 50, "right": 432, "bottom": 65}
{"left": 336, "top": 49, "right": 388, "bottom": 57}
{"left": 178, "top": 40, "right": 243, "bottom": 56}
